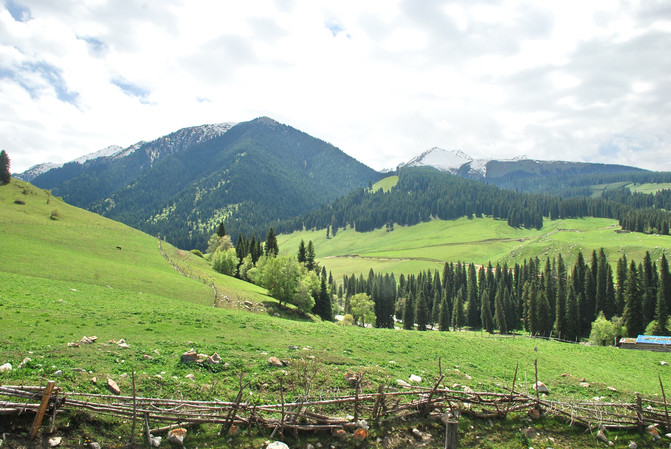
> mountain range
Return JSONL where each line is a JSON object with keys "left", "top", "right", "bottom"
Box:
{"left": 15, "top": 117, "right": 661, "bottom": 249}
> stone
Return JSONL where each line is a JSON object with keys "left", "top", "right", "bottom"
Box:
{"left": 150, "top": 436, "right": 162, "bottom": 447}
{"left": 306, "top": 444, "right": 315, "bottom": 449}
{"left": 80, "top": 336, "right": 96, "bottom": 344}
{"left": 288, "top": 345, "right": 300, "bottom": 350}
{"left": 628, "top": 442, "right": 637, "bottom": 449}
{"left": 106, "top": 378, "right": 121, "bottom": 395}
{"left": 331, "top": 428, "right": 348, "bottom": 440}
{"left": 54, "top": 369, "right": 63, "bottom": 377}
{"left": 579, "top": 382, "right": 590, "bottom": 388}
{"left": 353, "top": 428, "right": 368, "bottom": 441}
{"left": 88, "top": 442, "right": 100, "bottom": 449}
{"left": 67, "top": 342, "right": 80, "bottom": 348}
{"left": 266, "top": 442, "right": 289, "bottom": 449}
{"left": 208, "top": 353, "right": 221, "bottom": 364}
{"left": 344, "top": 372, "right": 360, "bottom": 386}
{"left": 0, "top": 363, "right": 14, "bottom": 373}
{"left": 396, "top": 379, "right": 411, "bottom": 388}
{"left": 185, "top": 374, "right": 195, "bottom": 380}
{"left": 662, "top": 361, "right": 669, "bottom": 366}
{"left": 560, "top": 373, "right": 569, "bottom": 377}
{"left": 91, "top": 377, "right": 97, "bottom": 384}
{"left": 607, "top": 386, "right": 617, "bottom": 392}
{"left": 48, "top": 437, "right": 62, "bottom": 447}
{"left": 268, "top": 356, "right": 285, "bottom": 367}
{"left": 411, "top": 428, "right": 423, "bottom": 440}
{"left": 646, "top": 424, "right": 661, "bottom": 440}
{"left": 596, "top": 429, "right": 608, "bottom": 443}
{"left": 528, "top": 407, "right": 541, "bottom": 420}
{"left": 17, "top": 357, "right": 31, "bottom": 369}
{"left": 581, "top": 377, "right": 586, "bottom": 382}
{"left": 409, "top": 374, "right": 422, "bottom": 383}
{"left": 463, "top": 386, "right": 475, "bottom": 394}
{"left": 168, "top": 428, "right": 187, "bottom": 446}
{"left": 533, "top": 381, "right": 549, "bottom": 393}
{"left": 180, "top": 350, "right": 198, "bottom": 364}
{"left": 143, "top": 355, "right": 154, "bottom": 360}
{"left": 117, "top": 339, "right": 130, "bottom": 349}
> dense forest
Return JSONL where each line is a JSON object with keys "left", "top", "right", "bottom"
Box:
{"left": 276, "top": 167, "right": 671, "bottom": 237}
{"left": 340, "top": 250, "right": 671, "bottom": 341}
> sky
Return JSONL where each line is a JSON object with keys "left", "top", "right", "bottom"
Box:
{"left": 1, "top": 0, "right": 670, "bottom": 174}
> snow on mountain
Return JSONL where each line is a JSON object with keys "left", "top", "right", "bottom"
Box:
{"left": 15, "top": 122, "right": 237, "bottom": 181}
{"left": 399, "top": 147, "right": 473, "bottom": 174}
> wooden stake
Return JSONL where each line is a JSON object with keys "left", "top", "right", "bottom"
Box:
{"left": 660, "top": 374, "right": 670, "bottom": 432}
{"left": 29, "top": 381, "right": 55, "bottom": 439}
{"left": 130, "top": 370, "right": 137, "bottom": 447}
{"left": 505, "top": 363, "right": 519, "bottom": 417}
{"left": 534, "top": 359, "right": 540, "bottom": 407}
{"left": 144, "top": 412, "right": 152, "bottom": 448}
{"left": 444, "top": 420, "right": 458, "bottom": 449}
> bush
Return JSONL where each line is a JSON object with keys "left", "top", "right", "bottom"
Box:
{"left": 212, "top": 248, "right": 238, "bottom": 276}
{"left": 337, "top": 314, "right": 354, "bottom": 326}
{"left": 50, "top": 209, "right": 60, "bottom": 220}
{"left": 590, "top": 313, "right": 626, "bottom": 346}
{"left": 190, "top": 249, "right": 204, "bottom": 258}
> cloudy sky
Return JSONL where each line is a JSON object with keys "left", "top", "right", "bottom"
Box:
{"left": 1, "top": 0, "right": 670, "bottom": 173}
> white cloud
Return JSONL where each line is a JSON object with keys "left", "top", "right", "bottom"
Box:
{"left": 1, "top": 0, "right": 670, "bottom": 174}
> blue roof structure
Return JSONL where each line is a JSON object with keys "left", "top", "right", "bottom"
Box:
{"left": 636, "top": 335, "right": 671, "bottom": 345}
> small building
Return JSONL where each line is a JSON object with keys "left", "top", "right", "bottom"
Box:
{"left": 619, "top": 335, "right": 671, "bottom": 352}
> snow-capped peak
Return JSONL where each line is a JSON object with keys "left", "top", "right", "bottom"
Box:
{"left": 399, "top": 147, "right": 473, "bottom": 173}
{"left": 72, "top": 145, "right": 124, "bottom": 165}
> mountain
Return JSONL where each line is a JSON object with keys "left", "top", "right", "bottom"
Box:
{"left": 29, "top": 117, "right": 379, "bottom": 250}
{"left": 398, "top": 147, "right": 646, "bottom": 181}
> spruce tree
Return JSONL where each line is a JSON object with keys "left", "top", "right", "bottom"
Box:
{"left": 642, "top": 251, "right": 656, "bottom": 324}
{"left": 537, "top": 290, "right": 552, "bottom": 337}
{"left": 0, "top": 150, "right": 10, "bottom": 185}
{"left": 439, "top": 293, "right": 451, "bottom": 331}
{"left": 623, "top": 261, "right": 644, "bottom": 337}
{"left": 615, "top": 255, "right": 628, "bottom": 316}
{"left": 216, "top": 221, "right": 226, "bottom": 237}
{"left": 494, "top": 287, "right": 508, "bottom": 334}
{"left": 554, "top": 254, "right": 567, "bottom": 338}
{"left": 565, "top": 284, "right": 580, "bottom": 342}
{"left": 415, "top": 291, "right": 429, "bottom": 331}
{"left": 452, "top": 287, "right": 466, "bottom": 330}
{"left": 466, "top": 263, "right": 480, "bottom": 328}
{"left": 316, "top": 276, "right": 332, "bottom": 321}
{"left": 265, "top": 227, "right": 279, "bottom": 257}
{"left": 654, "top": 254, "right": 671, "bottom": 335}
{"left": 306, "top": 241, "right": 316, "bottom": 271}
{"left": 480, "top": 288, "right": 494, "bottom": 333}
{"left": 297, "top": 240, "right": 306, "bottom": 263}
{"left": 402, "top": 296, "right": 415, "bottom": 330}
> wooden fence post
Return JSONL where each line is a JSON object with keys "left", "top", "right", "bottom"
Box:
{"left": 29, "top": 381, "right": 56, "bottom": 439}
{"left": 444, "top": 420, "right": 458, "bottom": 449}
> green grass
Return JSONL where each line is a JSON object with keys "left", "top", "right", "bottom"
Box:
{"left": 278, "top": 216, "right": 671, "bottom": 280}
{"left": 372, "top": 175, "right": 399, "bottom": 192}
{"left": 3, "top": 179, "right": 671, "bottom": 447}
{"left": 590, "top": 181, "right": 671, "bottom": 197}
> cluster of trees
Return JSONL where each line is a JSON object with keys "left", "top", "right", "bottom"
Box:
{"left": 207, "top": 222, "right": 334, "bottom": 321}
{"left": 0, "top": 150, "right": 10, "bottom": 185}
{"left": 275, "top": 167, "right": 671, "bottom": 239}
{"left": 337, "top": 250, "right": 671, "bottom": 341}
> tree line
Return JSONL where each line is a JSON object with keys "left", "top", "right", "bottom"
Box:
{"left": 338, "top": 249, "right": 671, "bottom": 341}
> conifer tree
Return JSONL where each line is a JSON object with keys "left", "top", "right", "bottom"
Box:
{"left": 402, "top": 295, "right": 415, "bottom": 330}
{"left": 537, "top": 290, "right": 552, "bottom": 337}
{"left": 315, "top": 276, "right": 332, "bottom": 321}
{"left": 623, "top": 261, "right": 644, "bottom": 337}
{"left": 642, "top": 251, "right": 656, "bottom": 324}
{"left": 480, "top": 288, "right": 493, "bottom": 333}
{"left": 265, "top": 227, "right": 279, "bottom": 257}
{"left": 305, "top": 240, "right": 316, "bottom": 271}
{"left": 554, "top": 254, "right": 567, "bottom": 338}
{"left": 0, "top": 150, "right": 10, "bottom": 185}
{"left": 466, "top": 263, "right": 480, "bottom": 328}
{"left": 452, "top": 287, "right": 466, "bottom": 330}
{"left": 615, "top": 255, "right": 628, "bottom": 316}
{"left": 565, "top": 284, "right": 580, "bottom": 342}
{"left": 654, "top": 254, "right": 671, "bottom": 336}
{"left": 439, "top": 293, "right": 451, "bottom": 331}
{"left": 595, "top": 248, "right": 608, "bottom": 317}
{"left": 216, "top": 221, "right": 226, "bottom": 237}
{"left": 494, "top": 287, "right": 508, "bottom": 334}
{"left": 415, "top": 291, "right": 429, "bottom": 331}
{"left": 297, "top": 240, "right": 306, "bottom": 263}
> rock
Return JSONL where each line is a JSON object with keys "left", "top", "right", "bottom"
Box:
{"left": 331, "top": 428, "right": 347, "bottom": 440}
{"left": 646, "top": 424, "right": 661, "bottom": 440}
{"left": 268, "top": 356, "right": 285, "bottom": 367}
{"left": 72, "top": 368, "right": 86, "bottom": 373}
{"left": 579, "top": 382, "right": 590, "bottom": 388}
{"left": 266, "top": 442, "right": 289, "bottom": 449}
{"left": 464, "top": 373, "right": 472, "bottom": 380}
{"left": 463, "top": 386, "right": 475, "bottom": 394}
{"left": 67, "top": 342, "right": 80, "bottom": 348}
{"left": 185, "top": 374, "right": 195, "bottom": 380}
{"left": 117, "top": 339, "right": 130, "bottom": 349}
{"left": 54, "top": 369, "right": 63, "bottom": 377}
{"left": 150, "top": 436, "right": 162, "bottom": 447}
{"left": 533, "top": 381, "right": 549, "bottom": 393}
{"left": 17, "top": 357, "right": 31, "bottom": 369}
{"left": 344, "top": 372, "right": 360, "bottom": 386}
{"left": 48, "top": 437, "right": 62, "bottom": 447}
{"left": 396, "top": 379, "right": 411, "bottom": 388}
{"left": 207, "top": 353, "right": 221, "bottom": 364}
{"left": 180, "top": 350, "right": 199, "bottom": 364}
{"left": 596, "top": 429, "right": 608, "bottom": 443}
{"left": 89, "top": 442, "right": 100, "bottom": 449}
{"left": 357, "top": 419, "right": 369, "bottom": 430}
{"left": 224, "top": 362, "right": 230, "bottom": 369}
{"left": 662, "top": 361, "right": 669, "bottom": 366}
{"left": 607, "top": 386, "right": 617, "bottom": 392}
{"left": 353, "top": 428, "right": 368, "bottom": 441}
{"left": 411, "top": 428, "right": 424, "bottom": 440}
{"left": 528, "top": 407, "right": 541, "bottom": 420}
{"left": 229, "top": 425, "right": 240, "bottom": 436}
{"left": 628, "top": 442, "right": 637, "bottom": 449}
{"left": 80, "top": 336, "right": 96, "bottom": 344}
{"left": 288, "top": 345, "right": 300, "bottom": 350}
{"left": 409, "top": 374, "right": 422, "bottom": 383}
{"left": 143, "top": 354, "right": 154, "bottom": 360}
{"left": 306, "top": 444, "right": 315, "bottom": 449}
{"left": 581, "top": 377, "right": 586, "bottom": 382}
{"left": 91, "top": 377, "right": 97, "bottom": 384}
{"left": 168, "top": 428, "right": 187, "bottom": 446}
{"left": 560, "top": 373, "right": 569, "bottom": 377}
{"left": 106, "top": 378, "right": 121, "bottom": 395}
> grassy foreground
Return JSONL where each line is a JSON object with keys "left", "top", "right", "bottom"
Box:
{"left": 2, "top": 180, "right": 671, "bottom": 448}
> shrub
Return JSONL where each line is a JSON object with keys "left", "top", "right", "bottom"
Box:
{"left": 50, "top": 209, "right": 60, "bottom": 220}
{"left": 212, "top": 248, "right": 238, "bottom": 276}
{"left": 590, "top": 313, "right": 626, "bottom": 346}
{"left": 337, "top": 314, "right": 354, "bottom": 326}
{"left": 190, "top": 249, "right": 204, "bottom": 258}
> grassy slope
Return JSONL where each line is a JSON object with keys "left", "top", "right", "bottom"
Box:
{"left": 278, "top": 216, "right": 671, "bottom": 280}
{"left": 3, "top": 180, "right": 671, "bottom": 448}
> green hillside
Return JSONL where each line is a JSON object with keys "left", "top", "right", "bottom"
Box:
{"left": 3, "top": 180, "right": 671, "bottom": 448}
{"left": 277, "top": 216, "right": 671, "bottom": 280}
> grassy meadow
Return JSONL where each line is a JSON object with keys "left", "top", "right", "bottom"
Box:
{"left": 278, "top": 216, "right": 671, "bottom": 280}
{"left": 3, "top": 179, "right": 671, "bottom": 447}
